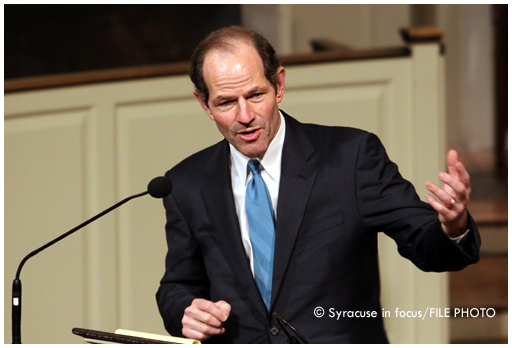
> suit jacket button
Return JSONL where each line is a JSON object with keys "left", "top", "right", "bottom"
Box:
{"left": 270, "top": 326, "right": 280, "bottom": 336}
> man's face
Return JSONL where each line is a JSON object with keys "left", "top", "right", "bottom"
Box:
{"left": 194, "top": 43, "right": 285, "bottom": 159}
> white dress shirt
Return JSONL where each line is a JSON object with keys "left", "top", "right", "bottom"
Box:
{"left": 229, "top": 112, "right": 286, "bottom": 275}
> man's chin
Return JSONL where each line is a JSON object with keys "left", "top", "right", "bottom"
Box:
{"left": 236, "top": 144, "right": 267, "bottom": 159}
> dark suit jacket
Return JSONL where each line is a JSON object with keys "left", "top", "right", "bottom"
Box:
{"left": 156, "top": 112, "right": 480, "bottom": 343}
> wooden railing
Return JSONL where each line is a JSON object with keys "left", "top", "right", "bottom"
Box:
{"left": 5, "top": 27, "right": 444, "bottom": 93}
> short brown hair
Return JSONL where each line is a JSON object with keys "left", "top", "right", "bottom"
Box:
{"left": 189, "top": 26, "right": 282, "bottom": 104}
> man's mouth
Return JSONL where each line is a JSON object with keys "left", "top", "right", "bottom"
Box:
{"left": 238, "top": 128, "right": 260, "bottom": 141}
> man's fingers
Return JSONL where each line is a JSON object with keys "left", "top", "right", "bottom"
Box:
{"left": 192, "top": 298, "right": 229, "bottom": 322}
{"left": 426, "top": 193, "right": 459, "bottom": 219}
{"left": 182, "top": 325, "right": 225, "bottom": 341}
{"left": 438, "top": 173, "right": 465, "bottom": 201}
{"left": 446, "top": 150, "right": 471, "bottom": 187}
{"left": 184, "top": 303, "right": 222, "bottom": 328}
{"left": 182, "top": 327, "right": 209, "bottom": 341}
{"left": 446, "top": 150, "right": 459, "bottom": 178}
{"left": 181, "top": 299, "right": 230, "bottom": 341}
{"left": 215, "top": 300, "right": 231, "bottom": 317}
{"left": 439, "top": 171, "right": 471, "bottom": 203}
{"left": 182, "top": 313, "right": 225, "bottom": 335}
{"left": 455, "top": 160, "right": 471, "bottom": 187}
{"left": 426, "top": 180, "right": 459, "bottom": 208}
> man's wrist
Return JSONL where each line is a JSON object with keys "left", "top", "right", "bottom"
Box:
{"left": 450, "top": 229, "right": 470, "bottom": 244}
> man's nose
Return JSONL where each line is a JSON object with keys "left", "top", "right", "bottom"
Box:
{"left": 237, "top": 99, "right": 254, "bottom": 124}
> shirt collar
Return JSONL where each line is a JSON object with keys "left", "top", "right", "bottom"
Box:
{"left": 230, "top": 111, "right": 286, "bottom": 185}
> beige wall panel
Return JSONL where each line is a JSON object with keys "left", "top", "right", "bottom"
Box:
{"left": 281, "top": 84, "right": 383, "bottom": 134}
{"left": 115, "top": 98, "right": 222, "bottom": 333}
{"left": 5, "top": 110, "right": 90, "bottom": 343}
{"left": 281, "top": 59, "right": 413, "bottom": 165}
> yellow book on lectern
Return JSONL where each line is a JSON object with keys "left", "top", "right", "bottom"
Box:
{"left": 115, "top": 328, "right": 201, "bottom": 344}
{"left": 72, "top": 327, "right": 201, "bottom": 344}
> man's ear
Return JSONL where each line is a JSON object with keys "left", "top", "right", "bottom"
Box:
{"left": 193, "top": 89, "right": 214, "bottom": 121}
{"left": 275, "top": 67, "right": 286, "bottom": 104}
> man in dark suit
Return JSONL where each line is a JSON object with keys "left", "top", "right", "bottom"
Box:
{"left": 156, "top": 26, "right": 480, "bottom": 343}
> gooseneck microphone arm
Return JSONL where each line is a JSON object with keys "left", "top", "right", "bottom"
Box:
{"left": 12, "top": 176, "right": 172, "bottom": 344}
{"left": 14, "top": 191, "right": 148, "bottom": 280}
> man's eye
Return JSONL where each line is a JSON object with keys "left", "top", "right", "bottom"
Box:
{"left": 219, "top": 100, "right": 233, "bottom": 107}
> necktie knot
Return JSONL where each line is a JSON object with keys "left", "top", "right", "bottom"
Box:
{"left": 248, "top": 159, "right": 261, "bottom": 176}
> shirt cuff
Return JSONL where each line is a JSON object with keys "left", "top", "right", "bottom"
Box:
{"left": 450, "top": 229, "right": 470, "bottom": 244}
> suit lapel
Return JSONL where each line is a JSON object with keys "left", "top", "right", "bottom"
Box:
{"left": 200, "top": 141, "right": 269, "bottom": 318}
{"left": 271, "top": 114, "right": 318, "bottom": 310}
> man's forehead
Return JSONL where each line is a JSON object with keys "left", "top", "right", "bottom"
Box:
{"left": 202, "top": 43, "right": 264, "bottom": 81}
{"left": 204, "top": 42, "right": 261, "bottom": 68}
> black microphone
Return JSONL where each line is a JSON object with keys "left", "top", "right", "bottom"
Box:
{"left": 12, "top": 176, "right": 172, "bottom": 344}
{"left": 147, "top": 176, "right": 173, "bottom": 198}
{"left": 272, "top": 312, "right": 309, "bottom": 344}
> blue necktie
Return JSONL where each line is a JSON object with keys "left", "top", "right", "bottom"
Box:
{"left": 246, "top": 159, "right": 275, "bottom": 310}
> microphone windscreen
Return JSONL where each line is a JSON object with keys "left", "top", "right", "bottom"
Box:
{"left": 147, "top": 176, "right": 173, "bottom": 198}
